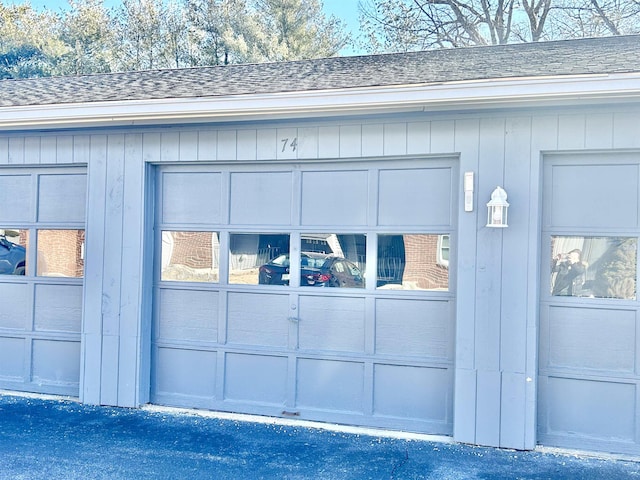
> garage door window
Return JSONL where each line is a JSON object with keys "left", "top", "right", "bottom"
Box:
{"left": 0, "top": 228, "right": 28, "bottom": 275}
{"left": 377, "top": 234, "right": 449, "bottom": 291}
{"left": 161, "top": 231, "right": 219, "bottom": 283}
{"left": 550, "top": 236, "right": 637, "bottom": 299}
{"left": 300, "top": 233, "right": 365, "bottom": 289}
{"left": 36, "top": 229, "right": 85, "bottom": 278}
{"left": 230, "top": 233, "right": 290, "bottom": 285}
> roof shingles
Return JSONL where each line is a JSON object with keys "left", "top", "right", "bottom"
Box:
{"left": 0, "top": 35, "right": 638, "bottom": 108}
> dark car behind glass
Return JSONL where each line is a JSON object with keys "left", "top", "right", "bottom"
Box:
{"left": 258, "top": 252, "right": 363, "bottom": 288}
{"left": 0, "top": 235, "right": 26, "bottom": 275}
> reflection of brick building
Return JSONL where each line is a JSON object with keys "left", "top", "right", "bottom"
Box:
{"left": 403, "top": 234, "right": 449, "bottom": 290}
{"left": 167, "top": 232, "right": 217, "bottom": 268}
{"left": 38, "top": 230, "right": 85, "bottom": 277}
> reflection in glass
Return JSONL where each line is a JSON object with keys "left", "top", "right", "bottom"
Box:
{"left": 377, "top": 234, "right": 449, "bottom": 291}
{"left": 298, "top": 234, "right": 365, "bottom": 288}
{"left": 230, "top": 233, "right": 289, "bottom": 285}
{"left": 161, "top": 231, "right": 219, "bottom": 282}
{"left": 0, "top": 228, "right": 28, "bottom": 275}
{"left": 37, "top": 230, "right": 84, "bottom": 278}
{"left": 550, "top": 236, "right": 637, "bottom": 299}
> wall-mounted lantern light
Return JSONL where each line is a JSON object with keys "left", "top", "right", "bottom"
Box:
{"left": 486, "top": 186, "right": 509, "bottom": 228}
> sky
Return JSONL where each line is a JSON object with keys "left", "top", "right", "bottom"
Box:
{"left": 5, "top": 0, "right": 363, "bottom": 55}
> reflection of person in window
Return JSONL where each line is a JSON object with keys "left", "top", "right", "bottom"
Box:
{"left": 551, "top": 249, "right": 586, "bottom": 296}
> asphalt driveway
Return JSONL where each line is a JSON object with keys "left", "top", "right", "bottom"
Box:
{"left": 0, "top": 392, "right": 638, "bottom": 479}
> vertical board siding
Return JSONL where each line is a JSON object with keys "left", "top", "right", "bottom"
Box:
{"left": 362, "top": 124, "right": 384, "bottom": 157}
{"left": 81, "top": 135, "right": 108, "bottom": 404}
{"left": 119, "top": 133, "right": 146, "bottom": 406}
{"left": 296, "top": 127, "right": 318, "bottom": 159}
{"left": 383, "top": 123, "right": 407, "bottom": 156}
{"left": 40, "top": 137, "right": 57, "bottom": 163}
{"left": 73, "top": 136, "right": 91, "bottom": 164}
{"left": 24, "top": 137, "right": 41, "bottom": 164}
{"left": 198, "top": 130, "right": 218, "bottom": 161}
{"left": 160, "top": 132, "right": 180, "bottom": 162}
{"left": 500, "top": 116, "right": 533, "bottom": 449}
{"left": 178, "top": 131, "right": 198, "bottom": 161}
{"left": 8, "top": 137, "right": 24, "bottom": 164}
{"left": 339, "top": 125, "right": 362, "bottom": 158}
{"left": 475, "top": 117, "right": 506, "bottom": 371}
{"left": 558, "top": 114, "right": 586, "bottom": 150}
{"left": 0, "top": 137, "right": 8, "bottom": 163}
{"left": 452, "top": 118, "right": 480, "bottom": 444}
{"left": 473, "top": 117, "right": 505, "bottom": 446}
{"left": 407, "top": 122, "right": 430, "bottom": 154}
{"left": 585, "top": 113, "right": 614, "bottom": 150}
{"left": 100, "top": 134, "right": 126, "bottom": 405}
{"left": 501, "top": 116, "right": 532, "bottom": 373}
{"left": 217, "top": 130, "right": 237, "bottom": 160}
{"left": 236, "top": 130, "right": 257, "bottom": 161}
{"left": 431, "top": 120, "right": 455, "bottom": 154}
{"left": 613, "top": 112, "right": 640, "bottom": 148}
{"left": 276, "top": 127, "right": 298, "bottom": 160}
{"left": 318, "top": 126, "right": 340, "bottom": 158}
{"left": 56, "top": 136, "right": 73, "bottom": 163}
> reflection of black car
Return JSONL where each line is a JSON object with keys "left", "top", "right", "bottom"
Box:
{"left": 258, "top": 252, "right": 364, "bottom": 288}
{"left": 0, "top": 236, "right": 26, "bottom": 275}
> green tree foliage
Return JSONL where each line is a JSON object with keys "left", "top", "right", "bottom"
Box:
{"left": 0, "top": 0, "right": 349, "bottom": 77}
{"left": 0, "top": 4, "right": 65, "bottom": 78}
{"left": 358, "top": 0, "right": 640, "bottom": 52}
{"left": 57, "top": 0, "right": 114, "bottom": 75}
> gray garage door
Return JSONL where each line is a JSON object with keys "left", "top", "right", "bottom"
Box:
{"left": 0, "top": 167, "right": 86, "bottom": 396}
{"left": 538, "top": 153, "right": 640, "bottom": 455}
{"left": 150, "top": 158, "right": 457, "bottom": 434}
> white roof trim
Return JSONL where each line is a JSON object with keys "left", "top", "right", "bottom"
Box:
{"left": 1, "top": 72, "right": 640, "bottom": 130}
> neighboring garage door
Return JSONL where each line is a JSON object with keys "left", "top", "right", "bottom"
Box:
{"left": 151, "top": 158, "right": 457, "bottom": 434}
{"left": 0, "top": 167, "right": 86, "bottom": 396}
{"left": 539, "top": 153, "right": 640, "bottom": 455}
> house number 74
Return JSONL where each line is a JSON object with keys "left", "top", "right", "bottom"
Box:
{"left": 281, "top": 137, "right": 298, "bottom": 152}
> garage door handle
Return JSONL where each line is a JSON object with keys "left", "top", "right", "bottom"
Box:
{"left": 288, "top": 316, "right": 300, "bottom": 323}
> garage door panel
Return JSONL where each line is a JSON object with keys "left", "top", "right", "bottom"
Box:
{"left": 34, "top": 284, "right": 82, "bottom": 333}
{"left": 301, "top": 171, "right": 368, "bottom": 226}
{"left": 541, "top": 154, "right": 640, "bottom": 455}
{"left": 545, "top": 306, "right": 635, "bottom": 372}
{"left": 38, "top": 174, "right": 87, "bottom": 223}
{"left": 378, "top": 168, "right": 452, "bottom": 226}
{"left": 154, "top": 159, "right": 456, "bottom": 434}
{"left": 374, "top": 364, "right": 450, "bottom": 421}
{"left": 227, "top": 292, "right": 289, "bottom": 347}
{"left": 158, "top": 289, "right": 218, "bottom": 342}
{"left": 544, "top": 377, "right": 635, "bottom": 442}
{"left": 162, "top": 172, "right": 222, "bottom": 224}
{"left": 549, "top": 164, "right": 638, "bottom": 229}
{"left": 296, "top": 358, "right": 364, "bottom": 413}
{"left": 0, "top": 337, "right": 24, "bottom": 379}
{"left": 31, "top": 339, "right": 80, "bottom": 386}
{"left": 0, "top": 283, "right": 29, "bottom": 329}
{"left": 224, "top": 353, "right": 287, "bottom": 404}
{"left": 298, "top": 296, "right": 365, "bottom": 353}
{"left": 230, "top": 172, "right": 292, "bottom": 225}
{"left": 154, "top": 347, "right": 217, "bottom": 398}
{"left": 0, "top": 175, "right": 32, "bottom": 222}
{"left": 375, "top": 299, "right": 450, "bottom": 359}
